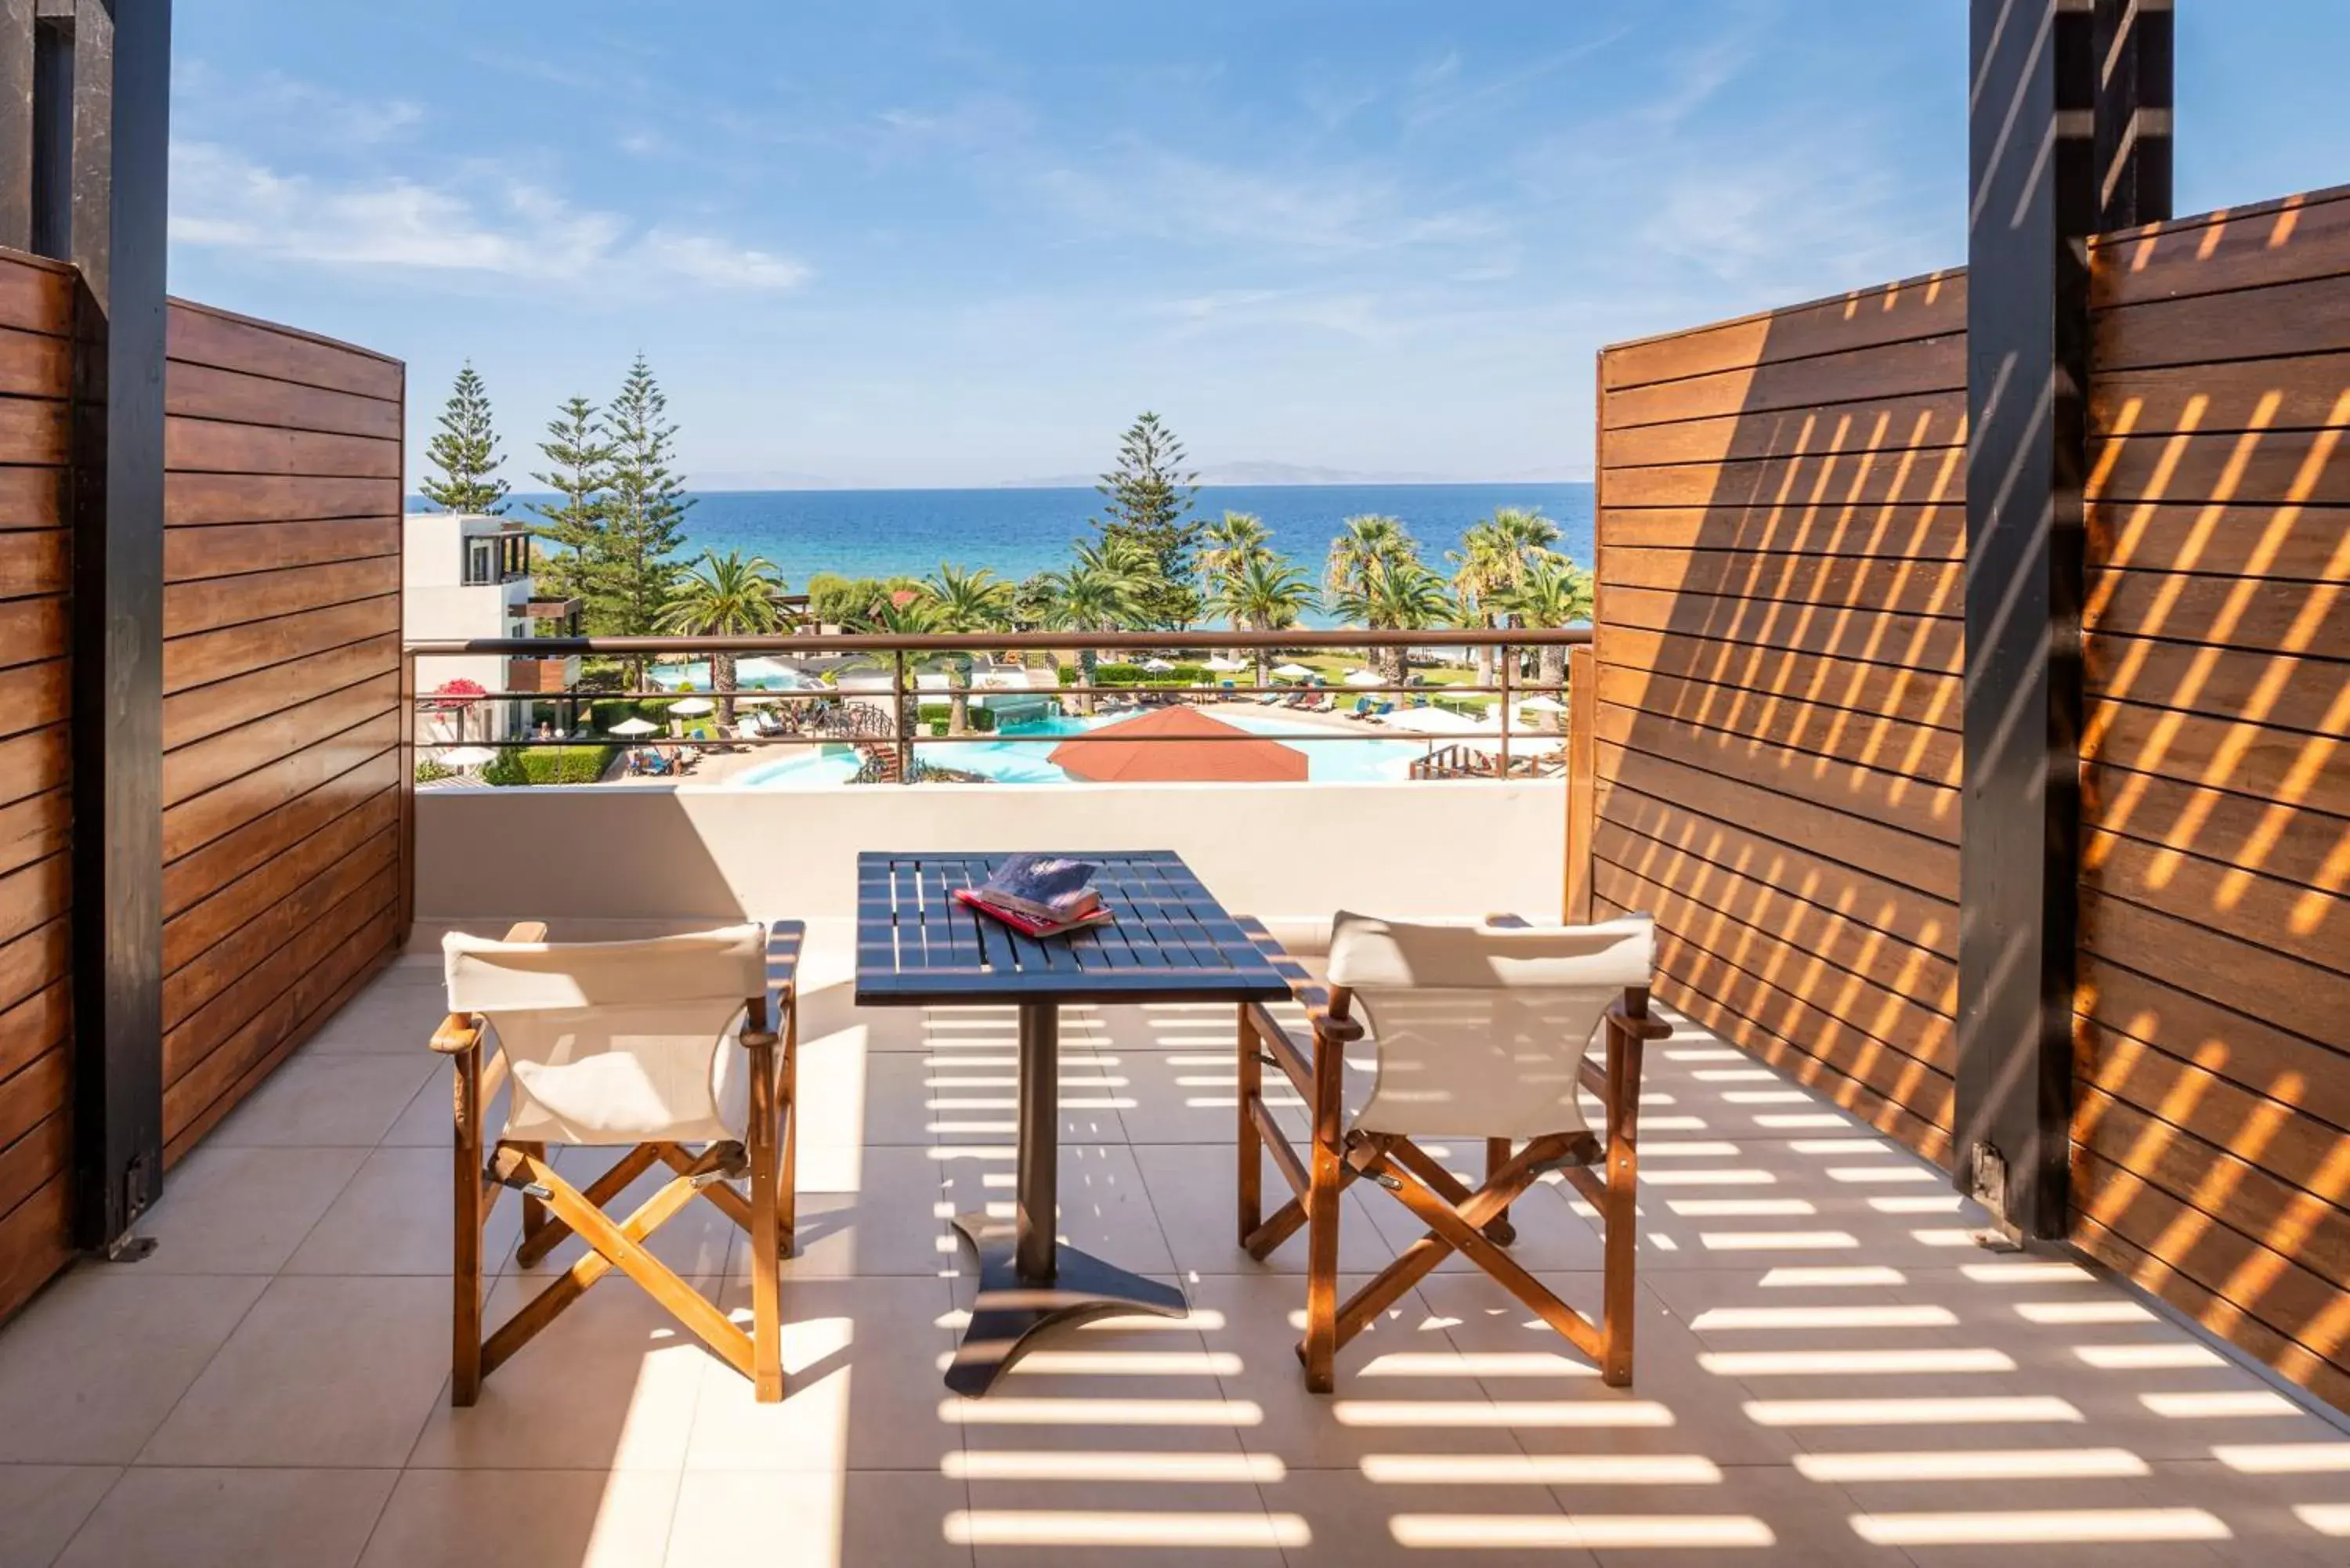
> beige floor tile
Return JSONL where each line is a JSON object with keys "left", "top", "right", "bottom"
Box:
{"left": 1523, "top": 1465, "right": 1898, "bottom": 1566}
{"left": 378, "top": 1065, "right": 494, "bottom": 1147}
{"left": 791, "top": 1016, "right": 930, "bottom": 1147}
{"left": 54, "top": 1468, "right": 395, "bottom": 1568}
{"left": 358, "top": 1469, "right": 680, "bottom": 1568}
{"left": 667, "top": 1469, "right": 974, "bottom": 1567}
{"left": 0, "top": 1270, "right": 268, "bottom": 1463}
{"left": 783, "top": 1143, "right": 960, "bottom": 1280}
{"left": 0, "top": 1465, "right": 119, "bottom": 1568}
{"left": 943, "top": 1311, "right": 1249, "bottom": 1458}
{"left": 685, "top": 1276, "right": 960, "bottom": 1472}
{"left": 407, "top": 1274, "right": 721, "bottom": 1471}
{"left": 1831, "top": 1469, "right": 2235, "bottom": 1566}
{"left": 956, "top": 1477, "right": 1289, "bottom": 1566}
{"left": 281, "top": 1144, "right": 523, "bottom": 1277}
{"left": 1132, "top": 1141, "right": 1398, "bottom": 1277}
{"left": 932, "top": 1140, "right": 1176, "bottom": 1278}
{"left": 1267, "top": 1467, "right": 1593, "bottom": 1568}
{"left": 204, "top": 1054, "right": 440, "bottom": 1148}
{"left": 1191, "top": 1272, "right": 1528, "bottom": 1468}
{"left": 141, "top": 1276, "right": 449, "bottom": 1469}
{"left": 305, "top": 978, "right": 446, "bottom": 1053}
{"left": 136, "top": 1143, "right": 370, "bottom": 1274}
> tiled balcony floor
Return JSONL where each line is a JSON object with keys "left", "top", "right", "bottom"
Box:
{"left": 2, "top": 926, "right": 2346, "bottom": 1566}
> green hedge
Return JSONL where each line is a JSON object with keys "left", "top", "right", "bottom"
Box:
{"left": 916, "top": 703, "right": 998, "bottom": 732}
{"left": 1090, "top": 662, "right": 1214, "bottom": 688}
{"left": 484, "top": 743, "right": 618, "bottom": 786}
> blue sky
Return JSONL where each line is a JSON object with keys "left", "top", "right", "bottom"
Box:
{"left": 165, "top": 1, "right": 2350, "bottom": 490}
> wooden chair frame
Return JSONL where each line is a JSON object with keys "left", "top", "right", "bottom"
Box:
{"left": 432, "top": 919, "right": 804, "bottom": 1405}
{"left": 1234, "top": 916, "right": 1670, "bottom": 1393}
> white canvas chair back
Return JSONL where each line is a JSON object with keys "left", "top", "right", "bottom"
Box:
{"left": 1328, "top": 913, "right": 1655, "bottom": 1140}
{"left": 444, "top": 923, "right": 768, "bottom": 1145}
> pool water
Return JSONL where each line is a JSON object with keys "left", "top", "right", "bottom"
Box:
{"left": 732, "top": 707, "right": 1429, "bottom": 788}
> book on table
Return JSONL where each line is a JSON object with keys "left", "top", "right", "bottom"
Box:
{"left": 958, "top": 854, "right": 1112, "bottom": 937}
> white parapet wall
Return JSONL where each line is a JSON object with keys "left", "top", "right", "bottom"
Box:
{"left": 414, "top": 779, "right": 1567, "bottom": 940}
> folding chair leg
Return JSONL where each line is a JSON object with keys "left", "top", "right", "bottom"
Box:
{"left": 1299, "top": 1015, "right": 1347, "bottom": 1394}
{"left": 779, "top": 995, "right": 798, "bottom": 1258}
{"left": 747, "top": 1035, "right": 785, "bottom": 1401}
{"left": 1486, "top": 1138, "right": 1518, "bottom": 1247}
{"left": 1600, "top": 1138, "right": 1638, "bottom": 1386}
{"left": 451, "top": 1050, "right": 486, "bottom": 1407}
{"left": 517, "top": 1140, "right": 549, "bottom": 1251}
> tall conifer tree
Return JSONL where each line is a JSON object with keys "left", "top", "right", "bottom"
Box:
{"left": 1090, "top": 411, "right": 1201, "bottom": 627}
{"left": 598, "top": 354, "right": 695, "bottom": 652}
{"left": 530, "top": 396, "right": 613, "bottom": 620}
{"left": 418, "top": 361, "right": 511, "bottom": 514}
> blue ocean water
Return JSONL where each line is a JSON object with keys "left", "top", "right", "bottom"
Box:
{"left": 417, "top": 483, "right": 1595, "bottom": 620}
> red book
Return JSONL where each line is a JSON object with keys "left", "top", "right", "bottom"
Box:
{"left": 953, "top": 886, "right": 1115, "bottom": 938}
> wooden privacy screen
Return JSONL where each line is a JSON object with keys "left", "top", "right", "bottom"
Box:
{"left": 160, "top": 301, "right": 407, "bottom": 1164}
{"left": 0, "top": 251, "right": 76, "bottom": 1316}
{"left": 1591, "top": 273, "right": 1967, "bottom": 1163}
{"left": 2071, "top": 186, "right": 2350, "bottom": 1409}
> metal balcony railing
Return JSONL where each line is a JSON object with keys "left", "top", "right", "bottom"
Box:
{"left": 403, "top": 627, "right": 1594, "bottom": 786}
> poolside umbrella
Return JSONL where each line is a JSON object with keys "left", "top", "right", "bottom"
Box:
{"left": 437, "top": 746, "right": 497, "bottom": 768}
{"left": 1270, "top": 663, "right": 1315, "bottom": 681}
{"left": 1343, "top": 670, "right": 1385, "bottom": 688}
{"left": 1517, "top": 695, "right": 1568, "bottom": 714}
{"left": 1049, "top": 706, "right": 1306, "bottom": 783}
{"left": 609, "top": 717, "right": 659, "bottom": 738}
{"left": 1202, "top": 655, "right": 1246, "bottom": 672}
{"left": 1140, "top": 657, "right": 1177, "bottom": 672}
{"left": 671, "top": 696, "right": 715, "bottom": 716}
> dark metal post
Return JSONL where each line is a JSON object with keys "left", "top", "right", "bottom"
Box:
{"left": 1958, "top": 0, "right": 2112, "bottom": 1240}
{"left": 1014, "top": 1001, "right": 1059, "bottom": 1282}
{"left": 1497, "top": 641, "right": 1513, "bottom": 777}
{"left": 0, "top": 0, "right": 30, "bottom": 247}
{"left": 58, "top": 0, "right": 172, "bottom": 1252}
{"left": 892, "top": 648, "right": 911, "bottom": 782}
{"left": 2094, "top": 0, "right": 2173, "bottom": 232}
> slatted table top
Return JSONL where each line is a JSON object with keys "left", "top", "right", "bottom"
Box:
{"left": 854, "top": 850, "right": 1295, "bottom": 1006}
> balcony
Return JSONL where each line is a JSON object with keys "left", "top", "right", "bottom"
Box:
{"left": 1, "top": 630, "right": 2341, "bottom": 1567}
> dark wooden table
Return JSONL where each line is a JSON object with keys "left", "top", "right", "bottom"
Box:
{"left": 855, "top": 850, "right": 1293, "bottom": 1396}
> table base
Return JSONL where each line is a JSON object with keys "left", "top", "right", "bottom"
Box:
{"left": 945, "top": 1211, "right": 1189, "bottom": 1398}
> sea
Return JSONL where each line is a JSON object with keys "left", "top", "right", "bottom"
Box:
{"left": 412, "top": 483, "right": 1595, "bottom": 627}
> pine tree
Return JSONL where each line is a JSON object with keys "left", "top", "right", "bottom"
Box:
{"left": 529, "top": 396, "right": 613, "bottom": 620}
{"left": 1090, "top": 411, "right": 1201, "bottom": 628}
{"left": 418, "top": 362, "right": 511, "bottom": 514}
{"left": 598, "top": 354, "right": 695, "bottom": 659}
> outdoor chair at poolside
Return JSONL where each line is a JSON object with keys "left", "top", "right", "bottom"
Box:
{"left": 1233, "top": 912, "right": 1665, "bottom": 1391}
{"left": 434, "top": 921, "right": 804, "bottom": 1404}
{"left": 1344, "top": 697, "right": 1372, "bottom": 719}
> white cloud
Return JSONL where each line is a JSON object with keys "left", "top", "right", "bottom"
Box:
{"left": 168, "top": 143, "right": 809, "bottom": 294}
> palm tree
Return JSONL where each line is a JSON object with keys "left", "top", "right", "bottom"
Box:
{"left": 654, "top": 550, "right": 787, "bottom": 725}
{"left": 1198, "top": 511, "right": 1272, "bottom": 624}
{"left": 1332, "top": 559, "right": 1453, "bottom": 687}
{"left": 1450, "top": 508, "right": 1564, "bottom": 690}
{"left": 1493, "top": 556, "right": 1595, "bottom": 729}
{"left": 1040, "top": 544, "right": 1146, "bottom": 712}
{"left": 1209, "top": 554, "right": 1318, "bottom": 686}
{"left": 1324, "top": 514, "right": 1416, "bottom": 603}
{"left": 921, "top": 564, "right": 1011, "bottom": 734}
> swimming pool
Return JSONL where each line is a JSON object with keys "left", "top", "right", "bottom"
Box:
{"left": 732, "top": 707, "right": 1430, "bottom": 788}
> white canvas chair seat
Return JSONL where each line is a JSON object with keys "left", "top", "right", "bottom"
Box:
{"left": 1235, "top": 912, "right": 1665, "bottom": 1393}
{"left": 436, "top": 920, "right": 803, "bottom": 1406}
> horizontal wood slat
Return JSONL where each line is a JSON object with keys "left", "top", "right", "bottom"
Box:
{"left": 163, "top": 595, "right": 401, "bottom": 695}
{"left": 1602, "top": 547, "right": 1961, "bottom": 619}
{"left": 1596, "top": 663, "right": 1962, "bottom": 789}
{"left": 2096, "top": 270, "right": 2350, "bottom": 371}
{"left": 164, "top": 417, "right": 401, "bottom": 481}
{"left": 162, "top": 557, "right": 401, "bottom": 641}
{"left": 167, "top": 300, "right": 402, "bottom": 400}
{"left": 2085, "top": 699, "right": 2350, "bottom": 820}
{"left": 1600, "top": 625, "right": 1963, "bottom": 735}
{"left": 164, "top": 517, "right": 401, "bottom": 584}
{"left": 2086, "top": 501, "right": 2349, "bottom": 583}
{"left": 1597, "top": 501, "right": 1965, "bottom": 561}
{"left": 2091, "top": 352, "right": 2350, "bottom": 438}
{"left": 1603, "top": 443, "right": 1964, "bottom": 511}
{"left": 1604, "top": 272, "right": 1966, "bottom": 391}
{"left": 1600, "top": 392, "right": 1965, "bottom": 470}
{"left": 0, "top": 327, "right": 70, "bottom": 398}
{"left": 1604, "top": 334, "right": 1965, "bottom": 432}
{"left": 0, "top": 255, "right": 72, "bottom": 336}
{"left": 2094, "top": 184, "right": 2350, "bottom": 309}
{"left": 165, "top": 475, "right": 403, "bottom": 528}
{"left": 2081, "top": 764, "right": 2348, "bottom": 894}
{"left": 1603, "top": 583, "right": 1964, "bottom": 675}
{"left": 166, "top": 361, "right": 402, "bottom": 439}
{"left": 0, "top": 467, "right": 65, "bottom": 531}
